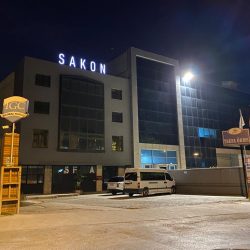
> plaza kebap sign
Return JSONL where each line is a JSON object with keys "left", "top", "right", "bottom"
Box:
{"left": 222, "top": 128, "right": 250, "bottom": 146}
{"left": 0, "top": 96, "right": 29, "bottom": 123}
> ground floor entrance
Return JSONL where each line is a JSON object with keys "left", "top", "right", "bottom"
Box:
{"left": 21, "top": 165, "right": 127, "bottom": 194}
{"left": 52, "top": 165, "right": 97, "bottom": 193}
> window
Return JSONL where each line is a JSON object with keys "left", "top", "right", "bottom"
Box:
{"left": 34, "top": 101, "right": 50, "bottom": 114}
{"left": 112, "top": 136, "right": 123, "bottom": 151}
{"left": 32, "top": 129, "right": 48, "bottom": 148}
{"left": 140, "top": 149, "right": 178, "bottom": 168}
{"left": 125, "top": 172, "right": 137, "bottom": 181}
{"left": 112, "top": 112, "right": 123, "bottom": 123}
{"left": 35, "top": 74, "right": 51, "bottom": 87}
{"left": 111, "top": 89, "right": 122, "bottom": 100}
{"left": 59, "top": 75, "right": 104, "bottom": 152}
{"left": 165, "top": 173, "right": 173, "bottom": 181}
{"left": 140, "top": 172, "right": 165, "bottom": 181}
{"left": 198, "top": 127, "right": 217, "bottom": 138}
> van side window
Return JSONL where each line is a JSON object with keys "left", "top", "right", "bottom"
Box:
{"left": 141, "top": 172, "right": 165, "bottom": 181}
{"left": 165, "top": 173, "right": 173, "bottom": 181}
{"left": 125, "top": 173, "right": 137, "bottom": 181}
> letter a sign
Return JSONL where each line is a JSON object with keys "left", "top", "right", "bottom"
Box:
{"left": 1, "top": 96, "right": 29, "bottom": 123}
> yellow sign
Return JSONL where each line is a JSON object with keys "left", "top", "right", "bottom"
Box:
{"left": 1, "top": 96, "right": 29, "bottom": 123}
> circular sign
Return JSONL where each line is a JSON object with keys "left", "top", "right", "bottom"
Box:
{"left": 228, "top": 127, "right": 242, "bottom": 135}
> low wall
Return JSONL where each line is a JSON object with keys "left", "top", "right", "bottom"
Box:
{"left": 168, "top": 167, "right": 246, "bottom": 196}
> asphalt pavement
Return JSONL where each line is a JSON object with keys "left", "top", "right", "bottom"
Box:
{"left": 0, "top": 194, "right": 250, "bottom": 250}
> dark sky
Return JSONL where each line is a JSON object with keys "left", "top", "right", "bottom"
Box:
{"left": 1, "top": 0, "right": 250, "bottom": 90}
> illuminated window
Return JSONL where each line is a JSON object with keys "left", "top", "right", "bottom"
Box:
{"left": 111, "top": 89, "right": 122, "bottom": 100}
{"left": 35, "top": 74, "right": 51, "bottom": 87}
{"left": 112, "top": 112, "right": 123, "bottom": 123}
{"left": 112, "top": 136, "right": 123, "bottom": 152}
{"left": 32, "top": 129, "right": 48, "bottom": 148}
{"left": 198, "top": 128, "right": 217, "bottom": 138}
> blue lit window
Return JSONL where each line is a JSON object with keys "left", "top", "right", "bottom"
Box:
{"left": 198, "top": 128, "right": 216, "bottom": 138}
{"left": 141, "top": 149, "right": 177, "bottom": 166}
{"left": 141, "top": 150, "right": 153, "bottom": 164}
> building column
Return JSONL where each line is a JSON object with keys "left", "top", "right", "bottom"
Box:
{"left": 175, "top": 66, "right": 186, "bottom": 169}
{"left": 118, "top": 167, "right": 126, "bottom": 176}
{"left": 96, "top": 164, "right": 102, "bottom": 192}
{"left": 43, "top": 165, "right": 52, "bottom": 194}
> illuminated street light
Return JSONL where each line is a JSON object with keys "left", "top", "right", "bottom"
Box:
{"left": 182, "top": 71, "right": 194, "bottom": 84}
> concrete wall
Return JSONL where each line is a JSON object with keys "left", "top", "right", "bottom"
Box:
{"left": 169, "top": 167, "right": 246, "bottom": 196}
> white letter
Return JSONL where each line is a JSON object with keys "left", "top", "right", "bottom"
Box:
{"left": 64, "top": 166, "right": 69, "bottom": 174}
{"left": 73, "top": 166, "right": 78, "bottom": 174}
{"left": 80, "top": 58, "right": 86, "bottom": 70}
{"left": 58, "top": 53, "right": 65, "bottom": 65}
{"left": 89, "top": 166, "right": 95, "bottom": 174}
{"left": 69, "top": 56, "right": 76, "bottom": 68}
{"left": 90, "top": 61, "right": 96, "bottom": 72}
{"left": 100, "top": 63, "right": 106, "bottom": 74}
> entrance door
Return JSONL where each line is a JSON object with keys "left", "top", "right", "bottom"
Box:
{"left": 80, "top": 173, "right": 96, "bottom": 192}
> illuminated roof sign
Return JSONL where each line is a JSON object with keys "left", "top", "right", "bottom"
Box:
{"left": 58, "top": 53, "right": 106, "bottom": 74}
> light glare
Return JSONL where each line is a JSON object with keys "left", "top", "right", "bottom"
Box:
{"left": 182, "top": 72, "right": 194, "bottom": 83}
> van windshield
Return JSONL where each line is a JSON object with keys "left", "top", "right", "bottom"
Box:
{"left": 125, "top": 172, "right": 137, "bottom": 181}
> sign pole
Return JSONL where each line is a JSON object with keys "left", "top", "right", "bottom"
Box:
{"left": 10, "top": 123, "right": 16, "bottom": 166}
{"left": 240, "top": 145, "right": 248, "bottom": 198}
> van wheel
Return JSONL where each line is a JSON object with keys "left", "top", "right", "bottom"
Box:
{"left": 129, "top": 193, "right": 133, "bottom": 197}
{"left": 112, "top": 191, "right": 117, "bottom": 195}
{"left": 142, "top": 188, "right": 149, "bottom": 197}
{"left": 171, "top": 186, "right": 176, "bottom": 194}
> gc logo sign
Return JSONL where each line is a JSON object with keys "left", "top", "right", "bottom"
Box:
{"left": 1, "top": 96, "right": 29, "bottom": 123}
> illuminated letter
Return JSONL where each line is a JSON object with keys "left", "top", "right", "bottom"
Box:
{"left": 9, "top": 102, "right": 18, "bottom": 109}
{"left": 58, "top": 53, "right": 65, "bottom": 65}
{"left": 64, "top": 166, "right": 69, "bottom": 174}
{"left": 100, "top": 63, "right": 106, "bottom": 74}
{"left": 73, "top": 166, "right": 78, "bottom": 174}
{"left": 90, "top": 61, "right": 96, "bottom": 72}
{"left": 80, "top": 58, "right": 86, "bottom": 70}
{"left": 69, "top": 56, "right": 76, "bottom": 68}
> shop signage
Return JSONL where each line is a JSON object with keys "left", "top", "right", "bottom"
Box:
{"left": 58, "top": 53, "right": 106, "bottom": 74}
{"left": 58, "top": 166, "right": 96, "bottom": 174}
{"left": 222, "top": 128, "right": 250, "bottom": 146}
{"left": 0, "top": 96, "right": 29, "bottom": 123}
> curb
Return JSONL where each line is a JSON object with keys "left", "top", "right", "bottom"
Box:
{"left": 24, "top": 193, "right": 80, "bottom": 200}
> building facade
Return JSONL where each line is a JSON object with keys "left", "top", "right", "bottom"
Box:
{"left": 0, "top": 47, "right": 249, "bottom": 194}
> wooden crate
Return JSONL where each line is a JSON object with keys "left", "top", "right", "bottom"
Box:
{"left": 1, "top": 201, "right": 18, "bottom": 215}
{"left": 2, "top": 168, "right": 20, "bottom": 184}
{"left": 0, "top": 166, "right": 21, "bottom": 215}
{"left": 2, "top": 185, "right": 19, "bottom": 199}
{"left": 1, "top": 133, "right": 20, "bottom": 166}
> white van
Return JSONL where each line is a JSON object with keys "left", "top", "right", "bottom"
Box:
{"left": 124, "top": 168, "right": 175, "bottom": 197}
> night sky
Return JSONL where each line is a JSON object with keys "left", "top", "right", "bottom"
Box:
{"left": 1, "top": 0, "right": 250, "bottom": 90}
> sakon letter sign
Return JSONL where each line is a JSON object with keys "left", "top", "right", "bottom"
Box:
{"left": 222, "top": 128, "right": 250, "bottom": 146}
{"left": 58, "top": 53, "right": 106, "bottom": 74}
{"left": 0, "top": 96, "right": 29, "bottom": 123}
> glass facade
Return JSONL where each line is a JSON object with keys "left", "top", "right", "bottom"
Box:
{"left": 59, "top": 75, "right": 104, "bottom": 152}
{"left": 181, "top": 80, "right": 250, "bottom": 168}
{"left": 21, "top": 166, "right": 44, "bottom": 194}
{"left": 140, "top": 149, "right": 177, "bottom": 169}
{"left": 136, "top": 57, "right": 179, "bottom": 145}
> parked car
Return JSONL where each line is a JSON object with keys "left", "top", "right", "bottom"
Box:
{"left": 107, "top": 176, "right": 124, "bottom": 195}
{"left": 124, "top": 168, "right": 176, "bottom": 197}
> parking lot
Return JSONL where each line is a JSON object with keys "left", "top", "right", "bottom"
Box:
{"left": 1, "top": 193, "right": 250, "bottom": 249}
